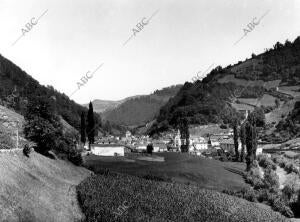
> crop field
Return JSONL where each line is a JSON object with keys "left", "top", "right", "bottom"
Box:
{"left": 237, "top": 94, "right": 276, "bottom": 107}
{"left": 237, "top": 98, "right": 260, "bottom": 106}
{"left": 217, "top": 75, "right": 281, "bottom": 90}
{"left": 84, "top": 152, "right": 248, "bottom": 191}
{"left": 278, "top": 86, "right": 300, "bottom": 98}
{"left": 231, "top": 102, "right": 254, "bottom": 112}
{"left": 189, "top": 124, "right": 230, "bottom": 137}
{"left": 77, "top": 173, "right": 288, "bottom": 222}
{"left": 259, "top": 94, "right": 277, "bottom": 107}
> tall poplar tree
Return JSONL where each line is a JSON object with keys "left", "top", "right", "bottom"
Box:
{"left": 87, "top": 102, "right": 95, "bottom": 149}
{"left": 239, "top": 123, "right": 246, "bottom": 162}
{"left": 233, "top": 119, "right": 239, "bottom": 161}
{"left": 80, "top": 111, "right": 86, "bottom": 144}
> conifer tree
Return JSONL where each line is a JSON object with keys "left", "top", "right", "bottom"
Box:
{"left": 87, "top": 102, "right": 95, "bottom": 149}
{"left": 80, "top": 111, "right": 86, "bottom": 144}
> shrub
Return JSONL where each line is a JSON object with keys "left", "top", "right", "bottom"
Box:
{"left": 23, "top": 144, "right": 31, "bottom": 157}
{"left": 284, "top": 162, "right": 299, "bottom": 174}
{"left": 282, "top": 184, "right": 294, "bottom": 201}
{"left": 241, "top": 188, "right": 258, "bottom": 202}
{"left": 146, "top": 144, "right": 153, "bottom": 154}
{"left": 263, "top": 169, "right": 280, "bottom": 190}
{"left": 272, "top": 198, "right": 294, "bottom": 218}
{"left": 245, "top": 167, "right": 264, "bottom": 189}
{"left": 257, "top": 154, "right": 277, "bottom": 170}
{"left": 68, "top": 149, "right": 83, "bottom": 166}
{"left": 256, "top": 189, "right": 278, "bottom": 204}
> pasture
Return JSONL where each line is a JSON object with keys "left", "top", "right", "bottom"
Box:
{"left": 84, "top": 152, "right": 248, "bottom": 191}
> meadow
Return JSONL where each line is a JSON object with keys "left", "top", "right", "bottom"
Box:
{"left": 84, "top": 152, "right": 248, "bottom": 191}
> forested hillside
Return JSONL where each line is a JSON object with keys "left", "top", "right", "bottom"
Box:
{"left": 149, "top": 37, "right": 300, "bottom": 136}
{"left": 102, "top": 85, "right": 182, "bottom": 126}
{"left": 0, "top": 54, "right": 100, "bottom": 131}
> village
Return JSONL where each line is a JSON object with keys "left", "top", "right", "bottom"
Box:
{"left": 85, "top": 124, "right": 263, "bottom": 159}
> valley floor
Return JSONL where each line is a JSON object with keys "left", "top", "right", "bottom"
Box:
{"left": 84, "top": 152, "right": 248, "bottom": 191}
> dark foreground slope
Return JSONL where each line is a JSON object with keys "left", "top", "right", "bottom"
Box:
{"left": 0, "top": 150, "right": 91, "bottom": 222}
{"left": 77, "top": 173, "right": 289, "bottom": 222}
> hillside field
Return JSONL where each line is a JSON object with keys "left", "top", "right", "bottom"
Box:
{"left": 84, "top": 152, "right": 248, "bottom": 191}
{"left": 0, "top": 150, "right": 91, "bottom": 222}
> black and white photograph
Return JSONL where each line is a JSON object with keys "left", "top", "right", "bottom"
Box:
{"left": 0, "top": 0, "right": 300, "bottom": 221}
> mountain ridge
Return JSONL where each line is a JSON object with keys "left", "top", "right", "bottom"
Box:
{"left": 149, "top": 36, "right": 300, "bottom": 137}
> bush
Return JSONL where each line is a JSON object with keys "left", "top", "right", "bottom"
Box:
{"left": 256, "top": 189, "right": 278, "bottom": 204}
{"left": 245, "top": 167, "right": 264, "bottom": 189}
{"left": 272, "top": 198, "right": 294, "bottom": 218}
{"left": 284, "top": 162, "right": 299, "bottom": 174}
{"left": 257, "top": 154, "right": 277, "bottom": 170}
{"left": 68, "top": 149, "right": 83, "bottom": 166}
{"left": 23, "top": 144, "right": 31, "bottom": 157}
{"left": 146, "top": 144, "right": 153, "bottom": 154}
{"left": 263, "top": 169, "right": 280, "bottom": 190}
{"left": 282, "top": 184, "right": 294, "bottom": 201}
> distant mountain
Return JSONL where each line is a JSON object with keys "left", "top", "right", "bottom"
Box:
{"left": 149, "top": 36, "right": 300, "bottom": 136}
{"left": 101, "top": 85, "right": 182, "bottom": 127}
{"left": 83, "top": 96, "right": 142, "bottom": 113}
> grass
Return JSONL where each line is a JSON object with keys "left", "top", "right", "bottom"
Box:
{"left": 77, "top": 173, "right": 289, "bottom": 222}
{"left": 84, "top": 152, "right": 248, "bottom": 191}
{"left": 0, "top": 150, "right": 91, "bottom": 222}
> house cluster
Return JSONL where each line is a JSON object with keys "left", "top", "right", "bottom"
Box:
{"left": 170, "top": 129, "right": 255, "bottom": 156}
{"left": 86, "top": 126, "right": 262, "bottom": 157}
{"left": 87, "top": 130, "right": 168, "bottom": 156}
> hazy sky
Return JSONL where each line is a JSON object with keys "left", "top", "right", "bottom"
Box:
{"left": 0, "top": 0, "right": 299, "bottom": 104}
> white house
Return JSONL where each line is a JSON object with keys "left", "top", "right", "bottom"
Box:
{"left": 153, "top": 143, "right": 168, "bottom": 152}
{"left": 174, "top": 130, "right": 181, "bottom": 147}
{"left": 210, "top": 140, "right": 220, "bottom": 147}
{"left": 91, "top": 144, "right": 125, "bottom": 156}
{"left": 136, "top": 145, "right": 147, "bottom": 152}
{"left": 193, "top": 141, "right": 209, "bottom": 150}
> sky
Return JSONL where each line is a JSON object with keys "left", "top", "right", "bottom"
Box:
{"left": 0, "top": 0, "right": 299, "bottom": 104}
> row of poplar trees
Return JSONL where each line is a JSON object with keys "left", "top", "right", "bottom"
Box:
{"left": 80, "top": 102, "right": 95, "bottom": 149}
{"left": 233, "top": 113, "right": 258, "bottom": 171}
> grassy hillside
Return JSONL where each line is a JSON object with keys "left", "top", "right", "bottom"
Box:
{"left": 0, "top": 150, "right": 91, "bottom": 222}
{"left": 150, "top": 37, "right": 300, "bottom": 135}
{"left": 84, "top": 152, "right": 248, "bottom": 191}
{"left": 102, "top": 85, "right": 182, "bottom": 126}
{"left": 0, "top": 105, "right": 26, "bottom": 149}
{"left": 77, "top": 173, "right": 289, "bottom": 222}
